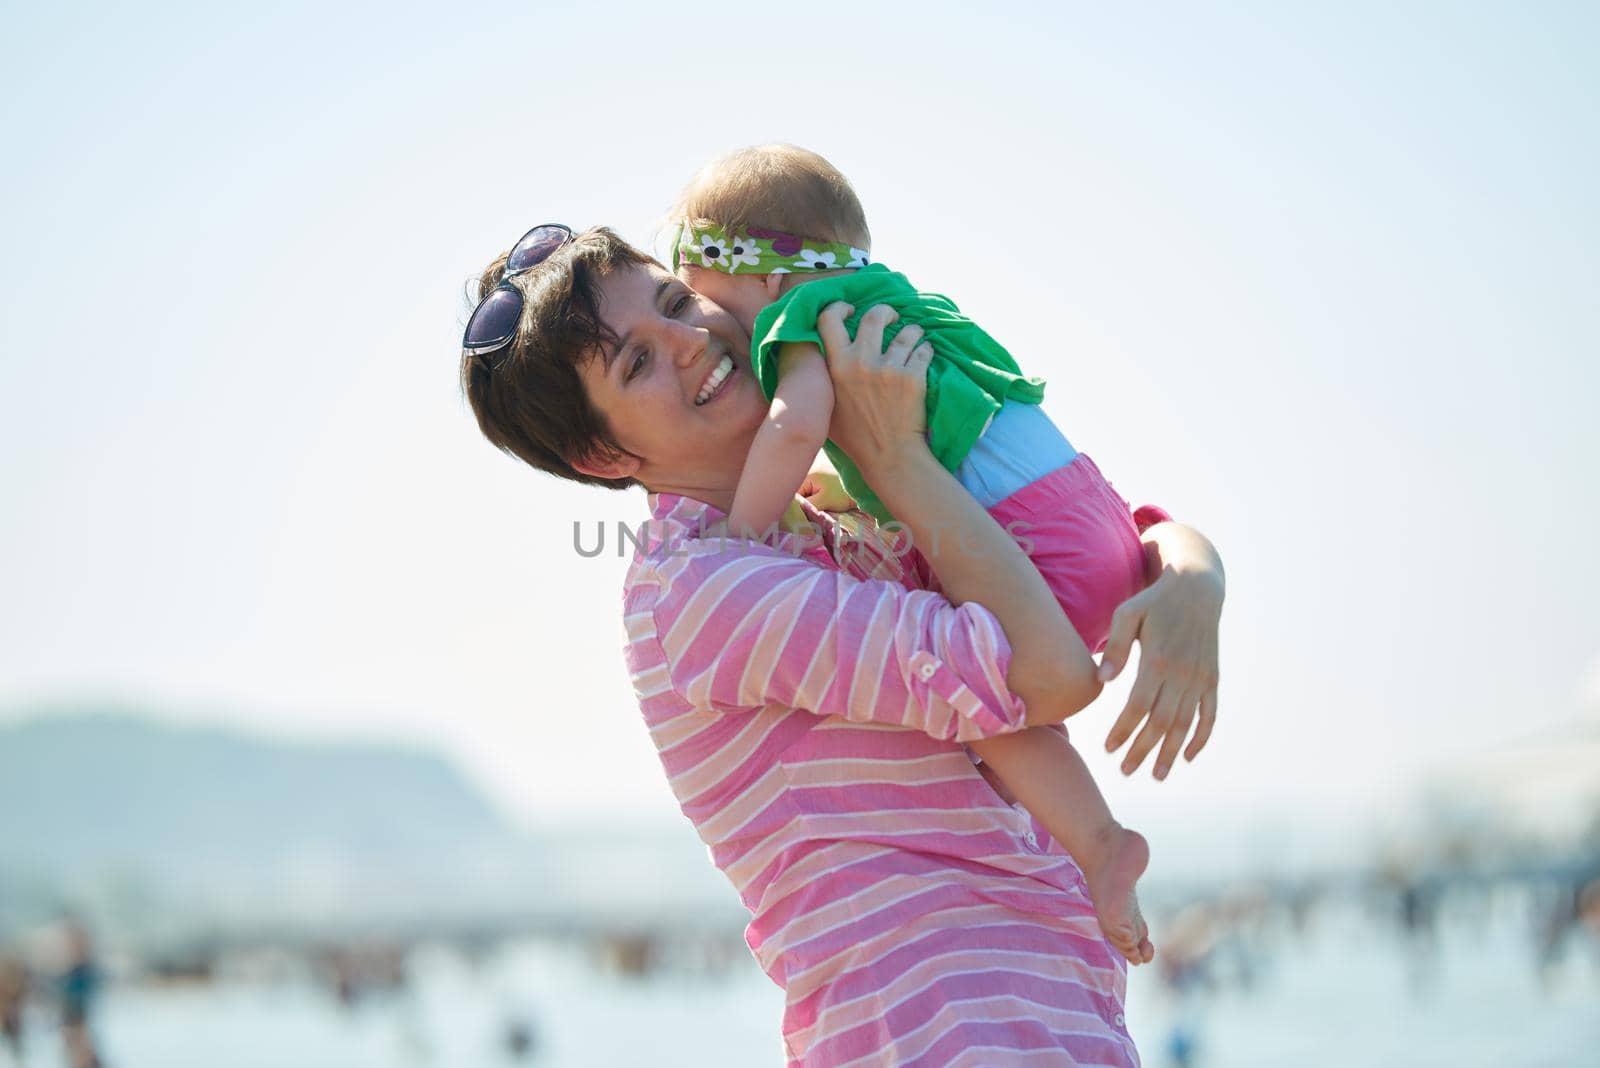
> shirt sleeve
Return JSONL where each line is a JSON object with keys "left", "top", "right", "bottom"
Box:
{"left": 643, "top": 544, "right": 1029, "bottom": 743}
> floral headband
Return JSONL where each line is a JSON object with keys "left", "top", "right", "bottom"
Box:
{"left": 672, "top": 221, "right": 869, "bottom": 275}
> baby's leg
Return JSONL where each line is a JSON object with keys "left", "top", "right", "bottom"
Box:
{"left": 968, "top": 728, "right": 1154, "bottom": 965}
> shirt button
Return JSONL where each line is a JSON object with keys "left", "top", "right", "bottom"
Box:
{"left": 918, "top": 662, "right": 936, "bottom": 681}
{"left": 1023, "top": 829, "right": 1038, "bottom": 848}
{"left": 1114, "top": 1012, "right": 1126, "bottom": 1029}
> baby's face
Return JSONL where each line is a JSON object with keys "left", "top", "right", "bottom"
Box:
{"left": 676, "top": 265, "right": 772, "bottom": 337}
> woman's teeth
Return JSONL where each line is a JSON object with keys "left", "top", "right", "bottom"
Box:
{"left": 695, "top": 354, "right": 735, "bottom": 405}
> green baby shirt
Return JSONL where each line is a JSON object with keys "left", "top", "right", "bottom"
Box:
{"left": 750, "top": 263, "right": 1047, "bottom": 525}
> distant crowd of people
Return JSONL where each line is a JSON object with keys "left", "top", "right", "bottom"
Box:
{"left": 0, "top": 917, "right": 100, "bottom": 1068}
{"left": 1143, "top": 868, "right": 1600, "bottom": 1067}
{"left": 2, "top": 870, "right": 1596, "bottom": 1068}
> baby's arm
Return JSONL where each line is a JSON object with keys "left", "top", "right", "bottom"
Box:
{"left": 725, "top": 343, "right": 834, "bottom": 537}
{"left": 968, "top": 727, "right": 1153, "bottom": 962}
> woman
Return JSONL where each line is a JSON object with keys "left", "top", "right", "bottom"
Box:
{"left": 460, "top": 225, "right": 1223, "bottom": 1065}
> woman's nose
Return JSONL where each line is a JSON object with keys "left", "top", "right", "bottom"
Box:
{"left": 671, "top": 321, "right": 711, "bottom": 368}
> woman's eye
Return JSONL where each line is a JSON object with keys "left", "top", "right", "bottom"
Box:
{"left": 670, "top": 294, "right": 692, "bottom": 316}
{"left": 629, "top": 351, "right": 647, "bottom": 379}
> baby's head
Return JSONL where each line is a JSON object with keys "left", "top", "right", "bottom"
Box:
{"left": 668, "top": 144, "right": 872, "bottom": 335}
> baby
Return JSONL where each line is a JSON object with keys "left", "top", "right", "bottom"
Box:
{"left": 669, "top": 145, "right": 1171, "bottom": 964}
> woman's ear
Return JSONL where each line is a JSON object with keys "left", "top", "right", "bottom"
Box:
{"left": 570, "top": 446, "right": 641, "bottom": 481}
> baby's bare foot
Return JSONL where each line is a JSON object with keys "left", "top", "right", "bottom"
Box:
{"left": 1084, "top": 825, "right": 1153, "bottom": 965}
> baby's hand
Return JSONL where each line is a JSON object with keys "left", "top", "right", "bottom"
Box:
{"left": 799, "top": 468, "right": 856, "bottom": 513}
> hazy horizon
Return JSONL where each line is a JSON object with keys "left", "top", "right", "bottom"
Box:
{"left": 3, "top": 2, "right": 1596, "bottom": 836}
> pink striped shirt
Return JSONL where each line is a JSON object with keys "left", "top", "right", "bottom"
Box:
{"left": 623, "top": 494, "right": 1141, "bottom": 1067}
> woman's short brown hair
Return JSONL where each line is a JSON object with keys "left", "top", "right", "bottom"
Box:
{"left": 460, "top": 226, "right": 655, "bottom": 489}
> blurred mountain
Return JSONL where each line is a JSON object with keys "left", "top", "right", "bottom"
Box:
{"left": 0, "top": 713, "right": 508, "bottom": 864}
{"left": 0, "top": 709, "right": 740, "bottom": 936}
{"left": 0, "top": 711, "right": 522, "bottom": 927}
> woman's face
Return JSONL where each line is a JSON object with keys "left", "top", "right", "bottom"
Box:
{"left": 574, "top": 263, "right": 769, "bottom": 501}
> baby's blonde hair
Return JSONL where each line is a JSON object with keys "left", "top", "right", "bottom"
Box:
{"left": 670, "top": 144, "right": 871, "bottom": 251}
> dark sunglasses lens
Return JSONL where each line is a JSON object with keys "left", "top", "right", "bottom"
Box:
{"left": 464, "top": 286, "right": 524, "bottom": 352}
{"left": 507, "top": 224, "right": 572, "bottom": 273}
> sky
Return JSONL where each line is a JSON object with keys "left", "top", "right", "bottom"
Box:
{"left": 1, "top": 2, "right": 1596, "bottom": 854}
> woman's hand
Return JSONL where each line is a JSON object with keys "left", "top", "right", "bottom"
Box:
{"left": 1099, "top": 524, "right": 1224, "bottom": 781}
{"left": 815, "top": 302, "right": 933, "bottom": 476}
{"left": 813, "top": 301, "right": 1103, "bottom": 721}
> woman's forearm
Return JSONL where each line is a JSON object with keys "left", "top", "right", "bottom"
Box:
{"left": 860, "top": 445, "right": 1099, "bottom": 724}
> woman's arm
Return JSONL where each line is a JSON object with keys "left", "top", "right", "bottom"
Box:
{"left": 725, "top": 343, "right": 834, "bottom": 537}
{"left": 817, "top": 304, "right": 1100, "bottom": 723}
{"left": 656, "top": 304, "right": 1109, "bottom": 742}
{"left": 1099, "top": 521, "right": 1225, "bottom": 780}
{"left": 647, "top": 541, "right": 1035, "bottom": 745}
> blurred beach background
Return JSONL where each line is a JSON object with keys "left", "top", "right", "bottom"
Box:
{"left": 2, "top": 2, "right": 1596, "bottom": 1065}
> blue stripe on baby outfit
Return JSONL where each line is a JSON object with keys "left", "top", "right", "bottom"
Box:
{"left": 953, "top": 401, "right": 1077, "bottom": 508}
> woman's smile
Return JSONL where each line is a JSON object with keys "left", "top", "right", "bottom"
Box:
{"left": 694, "top": 353, "right": 737, "bottom": 406}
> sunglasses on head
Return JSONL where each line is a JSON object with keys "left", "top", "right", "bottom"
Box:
{"left": 462, "top": 223, "right": 575, "bottom": 364}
